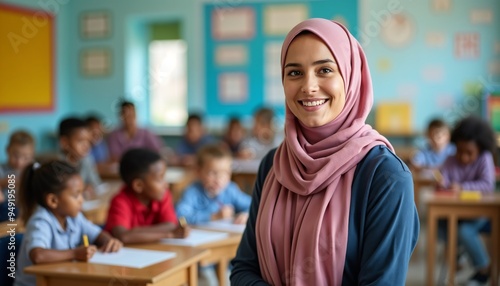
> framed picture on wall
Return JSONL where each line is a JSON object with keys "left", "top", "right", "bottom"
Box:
{"left": 80, "top": 48, "right": 112, "bottom": 77}
{"left": 212, "top": 7, "right": 255, "bottom": 40}
{"left": 81, "top": 10, "right": 111, "bottom": 39}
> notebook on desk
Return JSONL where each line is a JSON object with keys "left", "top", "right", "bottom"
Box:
{"left": 197, "top": 218, "right": 246, "bottom": 234}
{"left": 89, "top": 247, "right": 176, "bottom": 268}
{"left": 161, "top": 229, "right": 229, "bottom": 246}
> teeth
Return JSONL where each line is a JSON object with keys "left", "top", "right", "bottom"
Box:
{"left": 302, "top": 100, "right": 325, "bottom": 107}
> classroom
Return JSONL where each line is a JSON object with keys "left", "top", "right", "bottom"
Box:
{"left": 1, "top": 0, "right": 500, "bottom": 285}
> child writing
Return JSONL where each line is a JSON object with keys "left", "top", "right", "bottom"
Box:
{"left": 176, "top": 144, "right": 251, "bottom": 225}
{"left": 58, "top": 117, "right": 102, "bottom": 199}
{"left": 0, "top": 130, "right": 35, "bottom": 222}
{"left": 104, "top": 148, "right": 189, "bottom": 244}
{"left": 15, "top": 160, "right": 122, "bottom": 286}
{"left": 410, "top": 118, "right": 455, "bottom": 170}
{"left": 437, "top": 115, "right": 496, "bottom": 285}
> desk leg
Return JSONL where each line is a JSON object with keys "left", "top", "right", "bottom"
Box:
{"left": 491, "top": 213, "right": 499, "bottom": 286}
{"left": 188, "top": 263, "right": 198, "bottom": 286}
{"left": 447, "top": 215, "right": 457, "bottom": 286}
{"left": 216, "top": 259, "right": 228, "bottom": 286}
{"left": 427, "top": 208, "right": 437, "bottom": 286}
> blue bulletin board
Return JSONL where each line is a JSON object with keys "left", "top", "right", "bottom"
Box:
{"left": 204, "top": 1, "right": 358, "bottom": 118}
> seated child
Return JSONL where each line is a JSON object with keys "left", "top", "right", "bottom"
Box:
{"left": 437, "top": 115, "right": 496, "bottom": 285}
{"left": 104, "top": 148, "right": 189, "bottom": 244}
{"left": 238, "top": 107, "right": 280, "bottom": 160}
{"left": 222, "top": 116, "right": 246, "bottom": 156}
{"left": 85, "top": 114, "right": 110, "bottom": 165}
{"left": 176, "top": 144, "right": 251, "bottom": 225}
{"left": 0, "top": 130, "right": 35, "bottom": 222}
{"left": 174, "top": 113, "right": 215, "bottom": 167}
{"left": 59, "top": 117, "right": 102, "bottom": 199}
{"left": 410, "top": 118, "right": 455, "bottom": 170}
{"left": 15, "top": 160, "right": 122, "bottom": 286}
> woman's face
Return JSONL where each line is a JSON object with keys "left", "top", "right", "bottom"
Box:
{"left": 283, "top": 33, "right": 346, "bottom": 127}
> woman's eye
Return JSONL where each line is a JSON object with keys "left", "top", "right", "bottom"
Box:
{"left": 319, "top": 68, "right": 332, "bottom": 74}
{"left": 287, "top": 70, "right": 301, "bottom": 76}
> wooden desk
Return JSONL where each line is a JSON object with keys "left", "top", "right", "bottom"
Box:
{"left": 25, "top": 245, "right": 209, "bottom": 286}
{"left": 232, "top": 159, "right": 260, "bottom": 195}
{"left": 426, "top": 192, "right": 500, "bottom": 286}
{"left": 195, "top": 233, "right": 242, "bottom": 286}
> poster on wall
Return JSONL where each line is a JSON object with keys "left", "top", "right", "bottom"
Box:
{"left": 431, "top": 0, "right": 451, "bottom": 12}
{"left": 263, "top": 4, "right": 308, "bottom": 36}
{"left": 0, "top": 3, "right": 54, "bottom": 112}
{"left": 426, "top": 32, "right": 445, "bottom": 48}
{"left": 264, "top": 42, "right": 284, "bottom": 105}
{"left": 212, "top": 7, "right": 255, "bottom": 40}
{"left": 218, "top": 73, "right": 248, "bottom": 103}
{"left": 215, "top": 45, "right": 248, "bottom": 66}
{"left": 455, "top": 33, "right": 480, "bottom": 59}
{"left": 470, "top": 9, "right": 493, "bottom": 25}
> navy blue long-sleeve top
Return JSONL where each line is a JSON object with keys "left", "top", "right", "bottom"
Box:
{"left": 230, "top": 145, "right": 419, "bottom": 285}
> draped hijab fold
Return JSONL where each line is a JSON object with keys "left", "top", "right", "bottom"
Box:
{"left": 255, "top": 19, "right": 393, "bottom": 285}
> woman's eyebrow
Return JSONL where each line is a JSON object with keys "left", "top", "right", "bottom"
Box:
{"left": 284, "top": 59, "right": 336, "bottom": 69}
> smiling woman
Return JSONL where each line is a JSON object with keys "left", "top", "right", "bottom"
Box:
{"left": 230, "top": 18, "right": 419, "bottom": 286}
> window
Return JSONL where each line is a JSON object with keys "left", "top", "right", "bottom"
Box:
{"left": 149, "top": 39, "right": 187, "bottom": 127}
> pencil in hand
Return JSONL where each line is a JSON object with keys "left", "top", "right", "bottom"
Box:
{"left": 83, "top": 234, "right": 89, "bottom": 247}
{"left": 432, "top": 169, "right": 443, "bottom": 182}
{"left": 179, "top": 216, "right": 187, "bottom": 228}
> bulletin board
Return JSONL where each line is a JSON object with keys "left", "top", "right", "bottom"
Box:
{"left": 0, "top": 3, "right": 54, "bottom": 112}
{"left": 204, "top": 1, "right": 357, "bottom": 117}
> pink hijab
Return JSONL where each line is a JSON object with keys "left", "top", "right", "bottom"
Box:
{"left": 255, "top": 19, "right": 393, "bottom": 285}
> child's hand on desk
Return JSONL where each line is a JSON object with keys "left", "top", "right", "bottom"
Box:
{"left": 172, "top": 224, "right": 191, "bottom": 238}
{"left": 99, "top": 237, "right": 122, "bottom": 253}
{"left": 219, "top": 205, "right": 235, "bottom": 219}
{"left": 233, "top": 213, "right": 248, "bottom": 225}
{"left": 74, "top": 245, "right": 97, "bottom": 262}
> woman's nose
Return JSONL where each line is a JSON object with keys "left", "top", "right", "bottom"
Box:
{"left": 301, "top": 73, "right": 319, "bottom": 94}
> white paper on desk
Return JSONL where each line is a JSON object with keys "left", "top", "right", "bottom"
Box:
{"left": 198, "top": 219, "right": 246, "bottom": 234}
{"left": 161, "top": 229, "right": 229, "bottom": 246}
{"left": 89, "top": 247, "right": 176, "bottom": 268}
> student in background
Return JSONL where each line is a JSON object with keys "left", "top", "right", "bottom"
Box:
{"left": 437, "top": 115, "right": 496, "bottom": 285}
{"left": 15, "top": 160, "right": 122, "bottom": 286}
{"left": 85, "top": 115, "right": 110, "bottom": 165}
{"left": 176, "top": 144, "right": 251, "bottom": 225}
{"left": 107, "top": 101, "right": 163, "bottom": 163}
{"left": 104, "top": 148, "right": 189, "bottom": 244}
{"left": 238, "top": 107, "right": 280, "bottom": 160}
{"left": 174, "top": 113, "right": 215, "bottom": 166}
{"left": 410, "top": 118, "right": 455, "bottom": 170}
{"left": 0, "top": 130, "right": 35, "bottom": 221}
{"left": 222, "top": 116, "right": 246, "bottom": 157}
{"left": 59, "top": 117, "right": 101, "bottom": 199}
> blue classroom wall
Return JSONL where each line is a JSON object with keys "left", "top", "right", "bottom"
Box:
{"left": 0, "top": 0, "right": 71, "bottom": 160}
{"left": 360, "top": 0, "right": 500, "bottom": 131}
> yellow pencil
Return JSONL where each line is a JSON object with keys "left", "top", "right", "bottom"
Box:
{"left": 179, "top": 217, "right": 187, "bottom": 228}
{"left": 432, "top": 169, "right": 443, "bottom": 182}
{"left": 83, "top": 234, "right": 89, "bottom": 247}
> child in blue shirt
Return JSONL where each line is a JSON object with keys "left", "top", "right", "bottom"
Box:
{"left": 176, "top": 144, "right": 251, "bottom": 225}
{"left": 0, "top": 130, "right": 35, "bottom": 222}
{"left": 15, "top": 160, "right": 122, "bottom": 286}
{"left": 437, "top": 116, "right": 496, "bottom": 285}
{"left": 410, "top": 118, "right": 455, "bottom": 170}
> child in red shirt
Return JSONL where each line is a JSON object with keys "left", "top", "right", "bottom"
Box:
{"left": 104, "top": 148, "right": 189, "bottom": 243}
